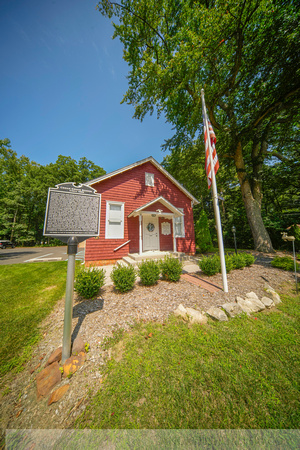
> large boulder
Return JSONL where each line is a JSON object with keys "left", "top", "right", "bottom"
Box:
{"left": 222, "top": 302, "right": 245, "bottom": 318}
{"left": 36, "top": 362, "right": 61, "bottom": 400}
{"left": 206, "top": 307, "right": 228, "bottom": 322}
{"left": 185, "top": 307, "right": 208, "bottom": 324}
{"left": 174, "top": 304, "right": 188, "bottom": 321}
{"left": 236, "top": 297, "right": 265, "bottom": 314}
{"left": 261, "top": 297, "right": 274, "bottom": 308}
{"left": 265, "top": 288, "right": 281, "bottom": 305}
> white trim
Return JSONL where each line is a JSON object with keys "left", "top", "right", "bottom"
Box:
{"left": 128, "top": 196, "right": 184, "bottom": 218}
{"left": 174, "top": 208, "right": 185, "bottom": 238}
{"left": 105, "top": 201, "right": 125, "bottom": 239}
{"left": 86, "top": 156, "right": 199, "bottom": 205}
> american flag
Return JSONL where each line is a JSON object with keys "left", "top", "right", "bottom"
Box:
{"left": 203, "top": 118, "right": 219, "bottom": 189}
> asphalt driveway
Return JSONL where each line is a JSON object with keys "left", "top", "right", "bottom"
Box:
{"left": 0, "top": 246, "right": 85, "bottom": 265}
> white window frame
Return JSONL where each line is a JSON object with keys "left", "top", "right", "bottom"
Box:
{"left": 145, "top": 172, "right": 154, "bottom": 187}
{"left": 105, "top": 201, "right": 125, "bottom": 239}
{"left": 174, "top": 208, "right": 185, "bottom": 238}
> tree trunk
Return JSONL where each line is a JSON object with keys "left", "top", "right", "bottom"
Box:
{"left": 235, "top": 142, "right": 274, "bottom": 253}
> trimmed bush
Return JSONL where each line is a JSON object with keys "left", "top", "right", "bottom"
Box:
{"left": 160, "top": 256, "right": 183, "bottom": 282}
{"left": 225, "top": 253, "right": 234, "bottom": 273}
{"left": 75, "top": 266, "right": 105, "bottom": 299}
{"left": 111, "top": 263, "right": 136, "bottom": 292}
{"left": 138, "top": 260, "right": 160, "bottom": 286}
{"left": 271, "top": 256, "right": 299, "bottom": 272}
{"left": 241, "top": 252, "right": 256, "bottom": 267}
{"left": 231, "top": 253, "right": 246, "bottom": 269}
{"left": 199, "top": 255, "right": 221, "bottom": 276}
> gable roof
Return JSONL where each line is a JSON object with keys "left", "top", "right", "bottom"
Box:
{"left": 128, "top": 196, "right": 184, "bottom": 218}
{"left": 86, "top": 156, "right": 199, "bottom": 205}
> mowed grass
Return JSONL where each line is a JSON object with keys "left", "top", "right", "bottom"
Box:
{"left": 77, "top": 289, "right": 300, "bottom": 429}
{"left": 0, "top": 262, "right": 67, "bottom": 378}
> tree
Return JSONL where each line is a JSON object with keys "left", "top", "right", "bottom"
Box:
{"left": 0, "top": 140, "right": 106, "bottom": 244}
{"left": 97, "top": 0, "right": 300, "bottom": 252}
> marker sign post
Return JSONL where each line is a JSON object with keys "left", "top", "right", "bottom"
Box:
{"left": 44, "top": 183, "right": 101, "bottom": 363}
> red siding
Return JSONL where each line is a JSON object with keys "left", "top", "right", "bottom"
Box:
{"left": 85, "top": 161, "right": 196, "bottom": 262}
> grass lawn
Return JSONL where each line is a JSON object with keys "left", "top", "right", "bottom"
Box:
{"left": 77, "top": 289, "right": 300, "bottom": 429}
{"left": 0, "top": 261, "right": 67, "bottom": 378}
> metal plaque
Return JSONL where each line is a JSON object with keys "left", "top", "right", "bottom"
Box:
{"left": 43, "top": 182, "right": 101, "bottom": 242}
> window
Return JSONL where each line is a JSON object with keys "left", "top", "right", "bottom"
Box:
{"left": 174, "top": 208, "right": 185, "bottom": 237}
{"left": 105, "top": 201, "right": 124, "bottom": 239}
{"left": 145, "top": 172, "right": 154, "bottom": 187}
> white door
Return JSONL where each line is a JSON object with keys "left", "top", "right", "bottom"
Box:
{"left": 143, "top": 216, "right": 159, "bottom": 251}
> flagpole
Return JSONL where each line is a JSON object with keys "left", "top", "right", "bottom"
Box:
{"left": 201, "top": 89, "right": 228, "bottom": 293}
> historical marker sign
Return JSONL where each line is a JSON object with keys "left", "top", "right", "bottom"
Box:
{"left": 43, "top": 182, "right": 101, "bottom": 242}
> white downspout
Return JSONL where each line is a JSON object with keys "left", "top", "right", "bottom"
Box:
{"left": 139, "top": 214, "right": 142, "bottom": 255}
{"left": 172, "top": 216, "right": 177, "bottom": 253}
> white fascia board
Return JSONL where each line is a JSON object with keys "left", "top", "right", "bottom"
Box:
{"left": 86, "top": 156, "right": 199, "bottom": 206}
{"left": 128, "top": 196, "right": 184, "bottom": 218}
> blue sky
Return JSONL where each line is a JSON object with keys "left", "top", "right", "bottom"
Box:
{"left": 0, "top": 0, "right": 173, "bottom": 173}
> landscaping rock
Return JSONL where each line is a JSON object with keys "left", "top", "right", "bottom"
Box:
{"left": 236, "top": 297, "right": 265, "bottom": 314}
{"left": 174, "top": 304, "right": 188, "bottom": 320}
{"left": 246, "top": 292, "right": 259, "bottom": 300}
{"left": 265, "top": 289, "right": 281, "bottom": 305}
{"left": 221, "top": 302, "right": 245, "bottom": 318}
{"left": 185, "top": 307, "right": 208, "bottom": 324}
{"left": 206, "top": 307, "right": 228, "bottom": 322}
{"left": 36, "top": 362, "right": 61, "bottom": 400}
{"left": 72, "top": 337, "right": 85, "bottom": 356}
{"left": 261, "top": 297, "right": 274, "bottom": 308}
{"left": 48, "top": 384, "right": 70, "bottom": 406}
{"left": 63, "top": 352, "right": 86, "bottom": 378}
{"left": 45, "top": 347, "right": 62, "bottom": 367}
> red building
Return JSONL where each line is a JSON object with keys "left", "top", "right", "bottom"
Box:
{"left": 84, "top": 157, "right": 199, "bottom": 265}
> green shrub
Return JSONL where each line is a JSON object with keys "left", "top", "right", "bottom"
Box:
{"left": 271, "top": 256, "right": 299, "bottom": 272}
{"left": 241, "top": 252, "right": 256, "bottom": 267}
{"left": 160, "top": 256, "right": 183, "bottom": 282}
{"left": 111, "top": 263, "right": 136, "bottom": 292}
{"left": 138, "top": 260, "right": 160, "bottom": 286}
{"left": 195, "top": 210, "right": 213, "bottom": 253}
{"left": 199, "top": 254, "right": 221, "bottom": 276}
{"left": 75, "top": 266, "right": 105, "bottom": 299}
{"left": 225, "top": 253, "right": 234, "bottom": 273}
{"left": 231, "top": 253, "right": 246, "bottom": 270}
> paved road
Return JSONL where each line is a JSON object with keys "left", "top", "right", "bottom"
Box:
{"left": 0, "top": 246, "right": 85, "bottom": 265}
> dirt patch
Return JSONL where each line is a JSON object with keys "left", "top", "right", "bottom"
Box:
{"left": 0, "top": 254, "right": 296, "bottom": 433}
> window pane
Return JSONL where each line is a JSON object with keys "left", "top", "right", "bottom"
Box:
{"left": 110, "top": 204, "right": 121, "bottom": 211}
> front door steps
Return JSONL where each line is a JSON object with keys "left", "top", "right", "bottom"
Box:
{"left": 122, "top": 251, "right": 199, "bottom": 267}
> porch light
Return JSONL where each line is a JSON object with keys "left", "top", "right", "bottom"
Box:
{"left": 151, "top": 214, "right": 156, "bottom": 217}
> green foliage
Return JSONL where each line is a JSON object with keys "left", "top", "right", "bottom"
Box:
{"left": 160, "top": 256, "right": 183, "bottom": 282}
{"left": 0, "top": 139, "right": 106, "bottom": 245}
{"left": 224, "top": 253, "right": 234, "bottom": 273}
{"left": 195, "top": 210, "right": 213, "bottom": 253}
{"left": 231, "top": 253, "right": 247, "bottom": 270}
{"left": 97, "top": 0, "right": 300, "bottom": 252}
{"left": 241, "top": 252, "right": 256, "bottom": 267}
{"left": 0, "top": 261, "right": 68, "bottom": 377}
{"left": 199, "top": 254, "right": 221, "bottom": 276}
{"left": 75, "top": 266, "right": 105, "bottom": 299}
{"left": 271, "top": 256, "right": 299, "bottom": 272}
{"left": 138, "top": 260, "right": 160, "bottom": 286}
{"left": 200, "top": 252, "right": 255, "bottom": 275}
{"left": 110, "top": 263, "right": 136, "bottom": 292}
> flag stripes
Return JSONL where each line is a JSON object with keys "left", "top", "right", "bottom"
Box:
{"left": 203, "top": 119, "right": 219, "bottom": 189}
